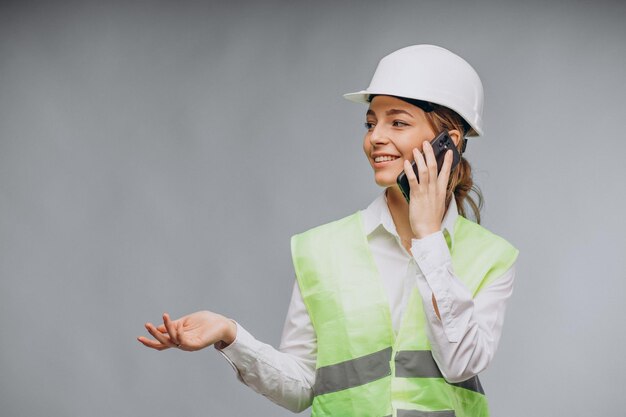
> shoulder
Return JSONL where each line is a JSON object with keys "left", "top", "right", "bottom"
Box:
{"left": 452, "top": 216, "right": 520, "bottom": 291}
{"left": 290, "top": 211, "right": 364, "bottom": 261}
{"left": 454, "top": 215, "right": 519, "bottom": 271}
{"left": 454, "top": 215, "right": 518, "bottom": 253}
{"left": 290, "top": 211, "right": 363, "bottom": 288}
{"left": 291, "top": 211, "right": 361, "bottom": 243}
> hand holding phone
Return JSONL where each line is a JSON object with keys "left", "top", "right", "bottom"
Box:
{"left": 396, "top": 130, "right": 461, "bottom": 203}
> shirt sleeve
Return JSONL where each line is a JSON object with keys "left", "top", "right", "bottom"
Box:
{"left": 214, "top": 280, "right": 316, "bottom": 413}
{"left": 410, "top": 231, "right": 516, "bottom": 383}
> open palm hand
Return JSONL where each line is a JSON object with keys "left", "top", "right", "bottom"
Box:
{"left": 138, "top": 310, "right": 236, "bottom": 351}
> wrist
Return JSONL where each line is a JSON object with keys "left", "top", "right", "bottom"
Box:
{"left": 218, "top": 318, "right": 237, "bottom": 348}
{"left": 413, "top": 226, "right": 440, "bottom": 240}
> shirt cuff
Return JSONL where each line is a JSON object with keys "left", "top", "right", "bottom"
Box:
{"left": 214, "top": 321, "right": 256, "bottom": 382}
{"left": 410, "top": 231, "right": 451, "bottom": 274}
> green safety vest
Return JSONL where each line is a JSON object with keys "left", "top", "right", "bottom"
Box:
{"left": 290, "top": 210, "right": 518, "bottom": 417}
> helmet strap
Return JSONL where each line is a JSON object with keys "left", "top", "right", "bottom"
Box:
{"left": 461, "top": 138, "right": 468, "bottom": 154}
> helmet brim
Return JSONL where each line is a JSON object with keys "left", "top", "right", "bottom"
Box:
{"left": 342, "top": 90, "right": 371, "bottom": 103}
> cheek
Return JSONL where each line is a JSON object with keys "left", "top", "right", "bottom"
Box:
{"left": 407, "top": 124, "right": 437, "bottom": 151}
{"left": 362, "top": 135, "right": 370, "bottom": 154}
{"left": 398, "top": 136, "right": 426, "bottom": 159}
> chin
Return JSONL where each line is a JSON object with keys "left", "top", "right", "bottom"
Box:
{"left": 374, "top": 174, "right": 397, "bottom": 188}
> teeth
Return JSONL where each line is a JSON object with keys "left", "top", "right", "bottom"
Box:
{"left": 375, "top": 155, "right": 398, "bottom": 162}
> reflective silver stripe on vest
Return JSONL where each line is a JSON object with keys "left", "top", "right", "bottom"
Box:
{"left": 394, "top": 350, "right": 485, "bottom": 394}
{"left": 397, "top": 410, "right": 456, "bottom": 417}
{"left": 313, "top": 346, "right": 392, "bottom": 396}
{"left": 395, "top": 350, "right": 443, "bottom": 378}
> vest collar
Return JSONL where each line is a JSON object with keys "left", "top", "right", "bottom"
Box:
{"left": 361, "top": 189, "right": 459, "bottom": 248}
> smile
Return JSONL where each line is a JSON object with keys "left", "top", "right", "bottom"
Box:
{"left": 374, "top": 155, "right": 399, "bottom": 162}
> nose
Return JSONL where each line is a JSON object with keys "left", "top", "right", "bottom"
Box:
{"left": 369, "top": 124, "right": 391, "bottom": 146}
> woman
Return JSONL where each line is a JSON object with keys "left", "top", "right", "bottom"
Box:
{"left": 138, "top": 44, "right": 519, "bottom": 417}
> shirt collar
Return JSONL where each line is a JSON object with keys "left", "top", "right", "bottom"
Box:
{"left": 361, "top": 189, "right": 458, "bottom": 247}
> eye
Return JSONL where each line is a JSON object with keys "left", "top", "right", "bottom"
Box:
{"left": 364, "top": 121, "right": 375, "bottom": 130}
{"left": 392, "top": 120, "right": 409, "bottom": 127}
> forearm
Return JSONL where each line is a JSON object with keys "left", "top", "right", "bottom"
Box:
{"left": 215, "top": 281, "right": 317, "bottom": 413}
{"left": 411, "top": 231, "right": 515, "bottom": 383}
{"left": 215, "top": 322, "right": 314, "bottom": 413}
{"left": 417, "top": 284, "right": 509, "bottom": 382}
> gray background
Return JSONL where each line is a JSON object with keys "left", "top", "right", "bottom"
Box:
{"left": 1, "top": 1, "right": 625, "bottom": 416}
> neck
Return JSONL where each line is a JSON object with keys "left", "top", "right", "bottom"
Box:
{"left": 385, "top": 186, "right": 415, "bottom": 240}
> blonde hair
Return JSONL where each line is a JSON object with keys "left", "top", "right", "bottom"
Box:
{"left": 424, "top": 104, "right": 484, "bottom": 223}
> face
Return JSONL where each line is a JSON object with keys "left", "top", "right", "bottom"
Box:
{"left": 363, "top": 95, "right": 437, "bottom": 188}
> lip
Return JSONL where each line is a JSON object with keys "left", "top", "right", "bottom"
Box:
{"left": 371, "top": 152, "right": 401, "bottom": 159}
{"left": 371, "top": 152, "right": 402, "bottom": 168}
{"left": 372, "top": 158, "right": 400, "bottom": 168}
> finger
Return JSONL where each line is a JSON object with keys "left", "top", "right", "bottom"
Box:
{"left": 176, "top": 321, "right": 187, "bottom": 350}
{"left": 156, "top": 324, "right": 167, "bottom": 333}
{"left": 403, "top": 159, "right": 418, "bottom": 191}
{"left": 413, "top": 147, "right": 428, "bottom": 185}
{"left": 145, "top": 322, "right": 175, "bottom": 348}
{"left": 137, "top": 336, "right": 168, "bottom": 351}
{"left": 137, "top": 336, "right": 169, "bottom": 351}
{"left": 163, "top": 313, "right": 179, "bottom": 346}
{"left": 437, "top": 150, "right": 453, "bottom": 190}
{"left": 422, "top": 141, "right": 438, "bottom": 185}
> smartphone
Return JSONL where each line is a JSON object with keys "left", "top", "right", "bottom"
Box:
{"left": 396, "top": 130, "right": 461, "bottom": 203}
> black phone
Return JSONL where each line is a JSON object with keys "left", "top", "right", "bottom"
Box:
{"left": 396, "top": 130, "right": 461, "bottom": 203}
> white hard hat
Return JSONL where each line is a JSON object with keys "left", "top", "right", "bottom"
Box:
{"left": 343, "top": 44, "right": 484, "bottom": 137}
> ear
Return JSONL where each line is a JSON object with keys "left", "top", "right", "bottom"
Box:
{"left": 448, "top": 129, "right": 462, "bottom": 148}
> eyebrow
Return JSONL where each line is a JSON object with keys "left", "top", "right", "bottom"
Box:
{"left": 366, "top": 109, "right": 415, "bottom": 118}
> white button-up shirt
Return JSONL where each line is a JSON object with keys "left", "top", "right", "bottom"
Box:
{"left": 217, "top": 190, "right": 516, "bottom": 413}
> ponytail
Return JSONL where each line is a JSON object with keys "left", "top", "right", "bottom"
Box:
{"left": 447, "top": 156, "right": 483, "bottom": 224}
